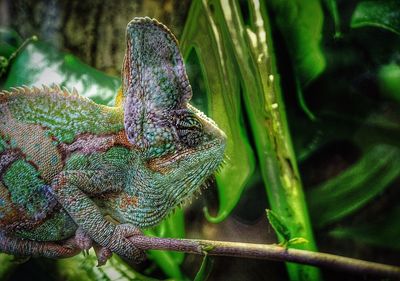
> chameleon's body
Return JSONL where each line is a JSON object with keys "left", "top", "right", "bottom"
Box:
{"left": 0, "top": 18, "right": 226, "bottom": 263}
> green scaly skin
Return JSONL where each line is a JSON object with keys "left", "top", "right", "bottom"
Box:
{"left": 0, "top": 17, "right": 226, "bottom": 265}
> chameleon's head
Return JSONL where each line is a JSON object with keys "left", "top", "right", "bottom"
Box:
{"left": 121, "top": 17, "right": 226, "bottom": 220}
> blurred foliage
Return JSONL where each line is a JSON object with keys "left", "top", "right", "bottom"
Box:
{"left": 323, "top": 0, "right": 342, "bottom": 38}
{"left": 329, "top": 205, "right": 400, "bottom": 250}
{"left": 308, "top": 144, "right": 400, "bottom": 228}
{"left": 56, "top": 253, "right": 167, "bottom": 281}
{"left": 1, "top": 0, "right": 400, "bottom": 280}
{"left": 351, "top": 0, "right": 400, "bottom": 35}
{"left": 378, "top": 63, "right": 400, "bottom": 102}
{"left": 267, "top": 0, "right": 326, "bottom": 86}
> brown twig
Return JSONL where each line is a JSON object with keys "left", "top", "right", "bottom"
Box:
{"left": 129, "top": 236, "right": 400, "bottom": 279}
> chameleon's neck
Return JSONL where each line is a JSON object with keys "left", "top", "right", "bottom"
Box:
{"left": 105, "top": 165, "right": 200, "bottom": 228}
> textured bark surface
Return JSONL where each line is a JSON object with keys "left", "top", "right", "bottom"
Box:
{"left": 0, "top": 0, "right": 191, "bottom": 75}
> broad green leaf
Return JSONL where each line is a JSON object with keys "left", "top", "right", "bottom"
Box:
{"left": 0, "top": 27, "right": 22, "bottom": 58}
{"left": 3, "top": 41, "right": 119, "bottom": 105}
{"left": 181, "top": 0, "right": 256, "bottom": 223}
{"left": 351, "top": 0, "right": 400, "bottom": 35}
{"left": 189, "top": 1, "right": 321, "bottom": 280}
{"left": 307, "top": 144, "right": 400, "bottom": 228}
{"left": 267, "top": 0, "right": 326, "bottom": 85}
{"left": 0, "top": 30, "right": 33, "bottom": 79}
{"left": 0, "top": 36, "right": 37, "bottom": 79}
{"left": 266, "top": 0, "right": 325, "bottom": 120}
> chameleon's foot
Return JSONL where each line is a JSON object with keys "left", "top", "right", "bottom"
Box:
{"left": 74, "top": 227, "right": 92, "bottom": 251}
{"left": 93, "top": 243, "right": 113, "bottom": 266}
{"left": 105, "top": 224, "right": 146, "bottom": 264}
{"left": 59, "top": 232, "right": 92, "bottom": 256}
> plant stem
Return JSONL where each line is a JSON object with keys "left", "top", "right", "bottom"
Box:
{"left": 129, "top": 236, "right": 400, "bottom": 279}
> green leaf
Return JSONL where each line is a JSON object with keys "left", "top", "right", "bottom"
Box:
{"left": 187, "top": 1, "right": 321, "bottom": 280}
{"left": 193, "top": 255, "right": 214, "bottom": 281}
{"left": 266, "top": 209, "right": 291, "bottom": 242}
{"left": 0, "top": 31, "right": 36, "bottom": 79}
{"left": 2, "top": 40, "right": 119, "bottom": 106}
{"left": 267, "top": 0, "right": 326, "bottom": 85}
{"left": 181, "top": 1, "right": 256, "bottom": 223}
{"left": 307, "top": 144, "right": 400, "bottom": 228}
{"left": 267, "top": 210, "right": 309, "bottom": 248}
{"left": 351, "top": 0, "right": 400, "bottom": 35}
{"left": 288, "top": 237, "right": 309, "bottom": 246}
{"left": 0, "top": 27, "right": 22, "bottom": 58}
{"left": 182, "top": 4, "right": 322, "bottom": 278}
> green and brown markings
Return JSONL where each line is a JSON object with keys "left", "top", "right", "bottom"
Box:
{"left": 0, "top": 86, "right": 131, "bottom": 239}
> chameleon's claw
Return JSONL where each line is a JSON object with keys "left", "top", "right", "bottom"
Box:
{"left": 93, "top": 244, "right": 113, "bottom": 266}
{"left": 74, "top": 227, "right": 92, "bottom": 250}
{"left": 81, "top": 249, "right": 90, "bottom": 257}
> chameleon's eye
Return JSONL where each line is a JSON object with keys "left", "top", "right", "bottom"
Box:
{"left": 176, "top": 113, "right": 203, "bottom": 147}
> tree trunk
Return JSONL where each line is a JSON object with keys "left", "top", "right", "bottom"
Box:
{"left": 1, "top": 0, "right": 190, "bottom": 75}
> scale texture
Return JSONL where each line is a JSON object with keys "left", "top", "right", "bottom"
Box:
{"left": 0, "top": 17, "right": 226, "bottom": 264}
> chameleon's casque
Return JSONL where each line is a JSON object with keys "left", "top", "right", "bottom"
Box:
{"left": 0, "top": 17, "right": 226, "bottom": 264}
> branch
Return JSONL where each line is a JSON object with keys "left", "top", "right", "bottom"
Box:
{"left": 129, "top": 236, "right": 400, "bottom": 279}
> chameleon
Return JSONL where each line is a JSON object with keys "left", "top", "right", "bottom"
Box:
{"left": 0, "top": 17, "right": 226, "bottom": 265}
